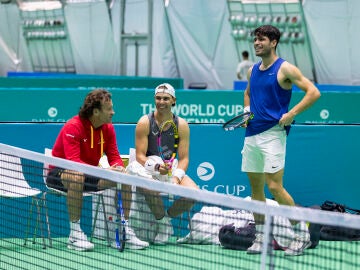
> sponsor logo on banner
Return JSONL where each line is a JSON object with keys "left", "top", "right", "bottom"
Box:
{"left": 32, "top": 106, "right": 67, "bottom": 122}
{"left": 196, "top": 161, "right": 246, "bottom": 196}
{"left": 320, "top": 109, "right": 329, "bottom": 120}
{"left": 197, "top": 162, "right": 214, "bottom": 181}
{"left": 48, "top": 107, "right": 58, "bottom": 118}
{"left": 140, "top": 103, "right": 245, "bottom": 123}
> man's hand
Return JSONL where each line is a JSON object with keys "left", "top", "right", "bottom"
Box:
{"left": 158, "top": 163, "right": 171, "bottom": 175}
{"left": 109, "top": 164, "right": 126, "bottom": 173}
{"left": 279, "top": 112, "right": 295, "bottom": 128}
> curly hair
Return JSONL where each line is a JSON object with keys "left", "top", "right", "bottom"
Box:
{"left": 78, "top": 89, "right": 112, "bottom": 119}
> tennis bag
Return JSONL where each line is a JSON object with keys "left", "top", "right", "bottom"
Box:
{"left": 218, "top": 223, "right": 256, "bottom": 250}
{"left": 309, "top": 201, "right": 360, "bottom": 245}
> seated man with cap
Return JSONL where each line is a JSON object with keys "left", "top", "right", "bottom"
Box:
{"left": 127, "top": 83, "right": 199, "bottom": 245}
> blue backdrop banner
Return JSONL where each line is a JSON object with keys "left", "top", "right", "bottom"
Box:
{"left": 0, "top": 89, "right": 359, "bottom": 124}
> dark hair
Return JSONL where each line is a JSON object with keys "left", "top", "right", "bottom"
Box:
{"left": 253, "top": 25, "right": 281, "bottom": 49}
{"left": 79, "top": 89, "right": 112, "bottom": 119}
{"left": 242, "top": 51, "right": 249, "bottom": 58}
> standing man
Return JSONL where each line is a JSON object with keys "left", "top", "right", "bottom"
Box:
{"left": 241, "top": 25, "right": 320, "bottom": 255}
{"left": 46, "top": 89, "right": 148, "bottom": 251}
{"left": 236, "top": 50, "right": 254, "bottom": 80}
{"left": 133, "top": 83, "right": 199, "bottom": 245}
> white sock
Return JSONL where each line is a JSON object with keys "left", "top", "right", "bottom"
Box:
{"left": 70, "top": 219, "right": 81, "bottom": 233}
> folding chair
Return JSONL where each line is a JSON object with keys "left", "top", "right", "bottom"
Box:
{"left": 42, "top": 148, "right": 111, "bottom": 247}
{"left": 0, "top": 153, "right": 47, "bottom": 249}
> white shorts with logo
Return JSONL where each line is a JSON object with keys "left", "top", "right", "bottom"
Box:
{"left": 241, "top": 125, "right": 287, "bottom": 173}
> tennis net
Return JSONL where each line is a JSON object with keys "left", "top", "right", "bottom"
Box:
{"left": 0, "top": 142, "right": 360, "bottom": 270}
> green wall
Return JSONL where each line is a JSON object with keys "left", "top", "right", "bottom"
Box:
{"left": 0, "top": 88, "right": 358, "bottom": 124}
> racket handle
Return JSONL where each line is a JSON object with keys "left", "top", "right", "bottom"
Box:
{"left": 120, "top": 226, "right": 126, "bottom": 252}
{"left": 114, "top": 219, "right": 126, "bottom": 252}
{"left": 115, "top": 227, "right": 120, "bottom": 247}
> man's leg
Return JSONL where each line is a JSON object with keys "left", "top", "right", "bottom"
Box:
{"left": 246, "top": 172, "right": 266, "bottom": 254}
{"left": 137, "top": 187, "right": 176, "bottom": 245}
{"left": 138, "top": 187, "right": 165, "bottom": 220}
{"left": 61, "top": 171, "right": 85, "bottom": 223}
{"left": 98, "top": 179, "right": 149, "bottom": 249}
{"left": 248, "top": 172, "right": 266, "bottom": 223}
{"left": 61, "top": 170, "right": 94, "bottom": 251}
{"left": 153, "top": 176, "right": 198, "bottom": 245}
{"left": 265, "top": 169, "right": 295, "bottom": 207}
{"left": 167, "top": 176, "right": 198, "bottom": 218}
{"left": 265, "top": 170, "right": 311, "bottom": 256}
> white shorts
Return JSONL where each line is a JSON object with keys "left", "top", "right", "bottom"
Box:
{"left": 241, "top": 125, "right": 287, "bottom": 173}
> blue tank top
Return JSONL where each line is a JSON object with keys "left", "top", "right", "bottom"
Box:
{"left": 146, "top": 112, "right": 179, "bottom": 159}
{"left": 246, "top": 58, "right": 292, "bottom": 137}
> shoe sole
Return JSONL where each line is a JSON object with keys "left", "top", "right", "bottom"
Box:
{"left": 247, "top": 250, "right": 262, "bottom": 255}
{"left": 247, "top": 244, "right": 262, "bottom": 255}
{"left": 125, "top": 244, "right": 149, "bottom": 250}
{"left": 123, "top": 240, "right": 149, "bottom": 250}
{"left": 284, "top": 241, "right": 312, "bottom": 256}
{"left": 67, "top": 243, "right": 94, "bottom": 252}
{"left": 284, "top": 250, "right": 304, "bottom": 256}
{"left": 112, "top": 239, "right": 149, "bottom": 250}
{"left": 153, "top": 241, "right": 167, "bottom": 245}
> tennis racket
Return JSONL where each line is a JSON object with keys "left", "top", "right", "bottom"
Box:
{"left": 157, "top": 119, "right": 179, "bottom": 171}
{"left": 115, "top": 184, "right": 126, "bottom": 252}
{"left": 222, "top": 111, "right": 254, "bottom": 131}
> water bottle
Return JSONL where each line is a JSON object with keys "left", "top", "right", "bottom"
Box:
{"left": 108, "top": 216, "right": 116, "bottom": 241}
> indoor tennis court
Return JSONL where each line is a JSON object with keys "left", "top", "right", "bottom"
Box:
{"left": 1, "top": 237, "right": 359, "bottom": 270}
{"left": 1, "top": 0, "right": 359, "bottom": 269}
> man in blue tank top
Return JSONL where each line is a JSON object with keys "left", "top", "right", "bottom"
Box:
{"left": 241, "top": 25, "right": 320, "bottom": 256}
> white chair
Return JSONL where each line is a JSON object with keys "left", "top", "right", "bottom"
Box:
{"left": 0, "top": 152, "right": 47, "bottom": 249}
{"left": 42, "top": 148, "right": 111, "bottom": 247}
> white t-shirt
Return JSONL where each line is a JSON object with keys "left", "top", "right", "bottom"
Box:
{"left": 236, "top": 60, "right": 254, "bottom": 80}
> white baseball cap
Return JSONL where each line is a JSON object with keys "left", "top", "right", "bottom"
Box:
{"left": 154, "top": 83, "right": 176, "bottom": 98}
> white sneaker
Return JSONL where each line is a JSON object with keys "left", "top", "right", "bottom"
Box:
{"left": 125, "top": 221, "right": 149, "bottom": 250}
{"left": 109, "top": 220, "right": 149, "bottom": 250}
{"left": 284, "top": 237, "right": 312, "bottom": 256}
{"left": 154, "top": 216, "right": 173, "bottom": 245}
{"left": 176, "top": 233, "right": 194, "bottom": 244}
{"left": 247, "top": 233, "right": 263, "bottom": 254}
{"left": 68, "top": 230, "right": 94, "bottom": 251}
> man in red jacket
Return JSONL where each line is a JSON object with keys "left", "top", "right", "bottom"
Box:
{"left": 47, "top": 89, "right": 148, "bottom": 251}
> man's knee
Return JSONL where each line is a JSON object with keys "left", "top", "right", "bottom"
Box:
{"left": 267, "top": 184, "right": 283, "bottom": 197}
{"left": 61, "top": 171, "right": 85, "bottom": 190}
{"left": 138, "top": 187, "right": 159, "bottom": 197}
{"left": 97, "top": 179, "right": 116, "bottom": 190}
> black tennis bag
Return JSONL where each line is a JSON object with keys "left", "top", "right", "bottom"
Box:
{"left": 218, "top": 223, "right": 256, "bottom": 250}
{"left": 309, "top": 201, "right": 360, "bottom": 246}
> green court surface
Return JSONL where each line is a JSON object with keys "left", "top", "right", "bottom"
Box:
{"left": 0, "top": 237, "right": 358, "bottom": 270}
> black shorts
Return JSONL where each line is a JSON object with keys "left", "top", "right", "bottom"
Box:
{"left": 46, "top": 167, "right": 101, "bottom": 192}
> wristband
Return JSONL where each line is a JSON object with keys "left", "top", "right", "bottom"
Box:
{"left": 173, "top": 168, "right": 185, "bottom": 183}
{"left": 244, "top": 106, "right": 250, "bottom": 113}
